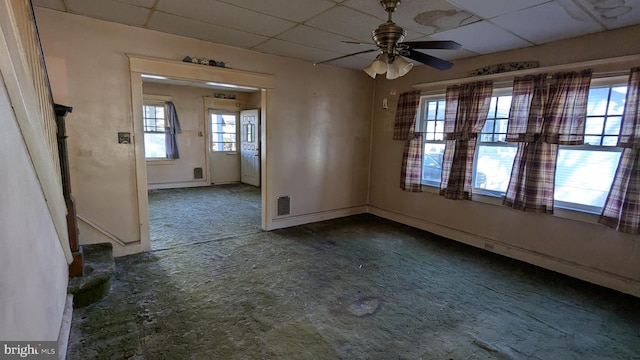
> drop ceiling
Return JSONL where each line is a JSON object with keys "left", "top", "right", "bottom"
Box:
{"left": 33, "top": 0, "right": 640, "bottom": 70}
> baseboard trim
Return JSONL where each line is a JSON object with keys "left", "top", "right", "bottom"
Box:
{"left": 57, "top": 294, "right": 73, "bottom": 360}
{"left": 268, "top": 206, "right": 368, "bottom": 230}
{"left": 147, "top": 180, "right": 209, "bottom": 190}
{"left": 368, "top": 206, "right": 640, "bottom": 298}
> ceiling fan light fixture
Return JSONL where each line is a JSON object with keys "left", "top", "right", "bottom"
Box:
{"left": 363, "top": 63, "right": 378, "bottom": 78}
{"left": 372, "top": 54, "right": 388, "bottom": 74}
{"left": 393, "top": 55, "right": 413, "bottom": 77}
{"left": 385, "top": 62, "right": 399, "bottom": 80}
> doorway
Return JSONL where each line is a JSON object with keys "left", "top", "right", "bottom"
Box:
{"left": 209, "top": 110, "right": 241, "bottom": 184}
{"left": 128, "top": 55, "right": 273, "bottom": 251}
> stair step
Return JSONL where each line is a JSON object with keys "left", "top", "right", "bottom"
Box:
{"left": 68, "top": 243, "right": 115, "bottom": 308}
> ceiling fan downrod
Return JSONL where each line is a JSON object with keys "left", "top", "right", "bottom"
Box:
{"left": 373, "top": 0, "right": 405, "bottom": 57}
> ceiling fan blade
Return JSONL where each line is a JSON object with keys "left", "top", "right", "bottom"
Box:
{"left": 341, "top": 40, "right": 376, "bottom": 45}
{"left": 400, "top": 40, "right": 462, "bottom": 50}
{"left": 314, "top": 49, "right": 378, "bottom": 65}
{"left": 404, "top": 49, "right": 453, "bottom": 70}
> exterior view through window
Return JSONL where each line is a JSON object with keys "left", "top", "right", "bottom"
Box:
{"left": 210, "top": 111, "right": 237, "bottom": 152}
{"left": 143, "top": 104, "right": 166, "bottom": 158}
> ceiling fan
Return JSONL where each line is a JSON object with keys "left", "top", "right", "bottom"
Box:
{"left": 316, "top": 0, "right": 462, "bottom": 79}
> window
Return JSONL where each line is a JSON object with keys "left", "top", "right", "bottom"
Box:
{"left": 476, "top": 93, "right": 517, "bottom": 193}
{"left": 418, "top": 97, "right": 445, "bottom": 187}
{"left": 210, "top": 111, "right": 237, "bottom": 151}
{"left": 416, "top": 77, "right": 626, "bottom": 214}
{"left": 554, "top": 82, "right": 625, "bottom": 212}
{"left": 143, "top": 104, "right": 166, "bottom": 158}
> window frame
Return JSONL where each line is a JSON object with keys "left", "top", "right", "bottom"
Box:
{"left": 416, "top": 94, "right": 446, "bottom": 189}
{"left": 209, "top": 109, "right": 238, "bottom": 152}
{"left": 142, "top": 101, "right": 168, "bottom": 160}
{"left": 552, "top": 76, "right": 627, "bottom": 213}
{"left": 473, "top": 88, "right": 517, "bottom": 196}
{"left": 414, "top": 76, "right": 627, "bottom": 216}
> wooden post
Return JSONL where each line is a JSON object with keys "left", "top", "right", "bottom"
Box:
{"left": 55, "top": 104, "right": 83, "bottom": 277}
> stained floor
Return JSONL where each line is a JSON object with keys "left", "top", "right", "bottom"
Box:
{"left": 67, "top": 184, "right": 640, "bottom": 359}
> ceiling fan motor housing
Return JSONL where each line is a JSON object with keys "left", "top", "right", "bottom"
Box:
{"left": 372, "top": 22, "right": 406, "bottom": 59}
{"left": 374, "top": 0, "right": 405, "bottom": 61}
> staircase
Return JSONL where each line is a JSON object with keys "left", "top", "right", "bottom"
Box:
{"left": 67, "top": 243, "right": 115, "bottom": 308}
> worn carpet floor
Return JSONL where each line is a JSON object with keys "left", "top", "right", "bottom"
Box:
{"left": 68, "top": 184, "right": 640, "bottom": 359}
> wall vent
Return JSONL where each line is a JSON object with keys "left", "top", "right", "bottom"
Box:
{"left": 193, "top": 167, "right": 203, "bottom": 179}
{"left": 277, "top": 196, "right": 290, "bottom": 216}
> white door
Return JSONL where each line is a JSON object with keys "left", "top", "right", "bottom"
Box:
{"left": 209, "top": 110, "right": 240, "bottom": 184}
{"left": 240, "top": 109, "right": 260, "bottom": 187}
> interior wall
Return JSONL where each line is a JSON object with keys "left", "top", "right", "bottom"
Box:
{"left": 0, "top": 73, "right": 68, "bottom": 340}
{"left": 34, "top": 7, "right": 373, "bottom": 255}
{"left": 369, "top": 24, "right": 640, "bottom": 296}
{"left": 142, "top": 82, "right": 247, "bottom": 188}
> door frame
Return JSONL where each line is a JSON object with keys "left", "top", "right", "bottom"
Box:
{"left": 128, "top": 55, "right": 273, "bottom": 251}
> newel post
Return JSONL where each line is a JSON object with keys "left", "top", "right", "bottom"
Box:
{"left": 55, "top": 104, "right": 83, "bottom": 277}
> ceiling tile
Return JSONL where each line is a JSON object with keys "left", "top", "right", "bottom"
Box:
{"left": 305, "top": 5, "right": 385, "bottom": 42}
{"left": 341, "top": 0, "right": 388, "bottom": 21}
{"left": 430, "top": 21, "right": 532, "bottom": 54}
{"left": 572, "top": 0, "right": 640, "bottom": 29}
{"left": 492, "top": 1, "right": 604, "bottom": 44}
{"left": 32, "top": 0, "right": 66, "bottom": 11}
{"left": 115, "top": 0, "right": 156, "bottom": 8}
{"left": 345, "top": 0, "right": 481, "bottom": 36}
{"left": 217, "top": 0, "right": 337, "bottom": 22}
{"left": 254, "top": 38, "right": 345, "bottom": 64}
{"left": 445, "top": 0, "right": 550, "bottom": 19}
{"left": 66, "top": 0, "right": 150, "bottom": 26}
{"left": 327, "top": 55, "right": 373, "bottom": 70}
{"left": 157, "top": 0, "right": 296, "bottom": 36}
{"left": 147, "top": 12, "right": 268, "bottom": 49}
{"left": 277, "top": 25, "right": 373, "bottom": 55}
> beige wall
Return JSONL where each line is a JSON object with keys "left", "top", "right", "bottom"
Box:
{"left": 369, "top": 25, "right": 640, "bottom": 296}
{"left": 0, "top": 74, "right": 68, "bottom": 340}
{"left": 142, "top": 82, "right": 249, "bottom": 188}
{"left": 34, "top": 8, "right": 373, "bottom": 255}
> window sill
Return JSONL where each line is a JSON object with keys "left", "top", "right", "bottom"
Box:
{"left": 146, "top": 159, "right": 176, "bottom": 165}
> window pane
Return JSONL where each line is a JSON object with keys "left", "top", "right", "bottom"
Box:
{"left": 602, "top": 136, "right": 618, "bottom": 146}
{"left": 436, "top": 101, "right": 446, "bottom": 119}
{"left": 586, "top": 87, "right": 610, "bottom": 116}
{"left": 210, "top": 113, "right": 237, "bottom": 152}
{"left": 422, "top": 143, "right": 445, "bottom": 185}
{"left": 426, "top": 121, "right": 436, "bottom": 133}
{"left": 482, "top": 120, "right": 495, "bottom": 134}
{"left": 488, "top": 97, "right": 497, "bottom": 117}
{"left": 555, "top": 149, "right": 621, "bottom": 208}
{"left": 476, "top": 145, "right": 517, "bottom": 192}
{"left": 144, "top": 133, "right": 166, "bottom": 158}
{"left": 495, "top": 119, "right": 508, "bottom": 134}
{"left": 427, "top": 102, "right": 437, "bottom": 120}
{"left": 495, "top": 96, "right": 512, "bottom": 118}
{"left": 604, "top": 116, "right": 622, "bottom": 135}
{"left": 585, "top": 117, "right": 604, "bottom": 135}
{"left": 584, "top": 135, "right": 602, "bottom": 145}
{"left": 608, "top": 86, "right": 627, "bottom": 115}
